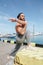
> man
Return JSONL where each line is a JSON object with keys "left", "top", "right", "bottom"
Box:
{"left": 9, "top": 12, "right": 31, "bottom": 57}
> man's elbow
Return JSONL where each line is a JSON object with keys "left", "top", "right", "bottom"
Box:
{"left": 24, "top": 21, "right": 27, "bottom": 25}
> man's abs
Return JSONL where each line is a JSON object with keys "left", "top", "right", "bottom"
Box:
{"left": 16, "top": 24, "right": 26, "bottom": 35}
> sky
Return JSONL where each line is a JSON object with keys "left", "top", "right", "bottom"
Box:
{"left": 0, "top": 0, "right": 43, "bottom": 34}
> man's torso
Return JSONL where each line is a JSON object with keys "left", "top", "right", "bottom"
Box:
{"left": 16, "top": 22, "right": 26, "bottom": 35}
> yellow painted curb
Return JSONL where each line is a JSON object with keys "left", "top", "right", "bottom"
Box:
{"left": 31, "top": 42, "right": 36, "bottom": 47}
{"left": 4, "top": 40, "right": 7, "bottom": 43}
{"left": 10, "top": 40, "right": 14, "bottom": 44}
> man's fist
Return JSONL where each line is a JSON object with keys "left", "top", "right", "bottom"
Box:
{"left": 9, "top": 18, "right": 16, "bottom": 22}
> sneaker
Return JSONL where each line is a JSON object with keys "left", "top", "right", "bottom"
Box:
{"left": 7, "top": 55, "right": 14, "bottom": 60}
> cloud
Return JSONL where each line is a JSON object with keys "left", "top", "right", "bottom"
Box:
{"left": 0, "top": 11, "right": 8, "bottom": 16}
{"left": 0, "top": 10, "right": 11, "bottom": 20}
{"left": 2, "top": 16, "right": 8, "bottom": 20}
{"left": 0, "top": 15, "right": 9, "bottom": 20}
{"left": 0, "top": 23, "right": 6, "bottom": 26}
{"left": 0, "top": 22, "right": 15, "bottom": 34}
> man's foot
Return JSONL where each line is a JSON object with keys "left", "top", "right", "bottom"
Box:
{"left": 7, "top": 55, "right": 14, "bottom": 60}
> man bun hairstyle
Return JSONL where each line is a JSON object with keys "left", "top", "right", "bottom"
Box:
{"left": 17, "top": 12, "right": 23, "bottom": 19}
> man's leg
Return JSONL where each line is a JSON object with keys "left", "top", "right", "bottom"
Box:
{"left": 10, "top": 33, "right": 26, "bottom": 56}
{"left": 25, "top": 30, "right": 31, "bottom": 46}
{"left": 10, "top": 43, "right": 22, "bottom": 56}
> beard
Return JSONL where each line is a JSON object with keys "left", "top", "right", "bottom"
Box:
{"left": 20, "top": 18, "right": 25, "bottom": 21}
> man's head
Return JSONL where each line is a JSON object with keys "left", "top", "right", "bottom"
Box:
{"left": 17, "top": 12, "right": 25, "bottom": 21}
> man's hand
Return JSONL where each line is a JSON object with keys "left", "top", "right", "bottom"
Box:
{"left": 9, "top": 18, "right": 16, "bottom": 22}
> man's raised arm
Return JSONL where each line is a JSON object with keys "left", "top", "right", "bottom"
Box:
{"left": 9, "top": 18, "right": 27, "bottom": 25}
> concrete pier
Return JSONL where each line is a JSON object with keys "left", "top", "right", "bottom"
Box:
{"left": 0, "top": 41, "right": 16, "bottom": 65}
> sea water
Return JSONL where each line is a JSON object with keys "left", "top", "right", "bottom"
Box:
{"left": 1, "top": 35, "right": 43, "bottom": 44}
{"left": 31, "top": 35, "right": 43, "bottom": 44}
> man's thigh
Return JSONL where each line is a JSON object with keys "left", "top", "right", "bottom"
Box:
{"left": 25, "top": 31, "right": 31, "bottom": 44}
{"left": 16, "top": 34, "right": 25, "bottom": 43}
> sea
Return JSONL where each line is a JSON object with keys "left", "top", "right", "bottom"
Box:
{"left": 0, "top": 35, "right": 43, "bottom": 44}
{"left": 31, "top": 35, "right": 43, "bottom": 44}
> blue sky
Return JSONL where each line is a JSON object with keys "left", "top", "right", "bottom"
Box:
{"left": 0, "top": 0, "right": 43, "bottom": 34}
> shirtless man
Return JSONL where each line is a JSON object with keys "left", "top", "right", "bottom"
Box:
{"left": 9, "top": 12, "right": 31, "bottom": 57}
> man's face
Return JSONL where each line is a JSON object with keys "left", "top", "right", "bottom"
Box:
{"left": 19, "top": 14, "right": 25, "bottom": 21}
